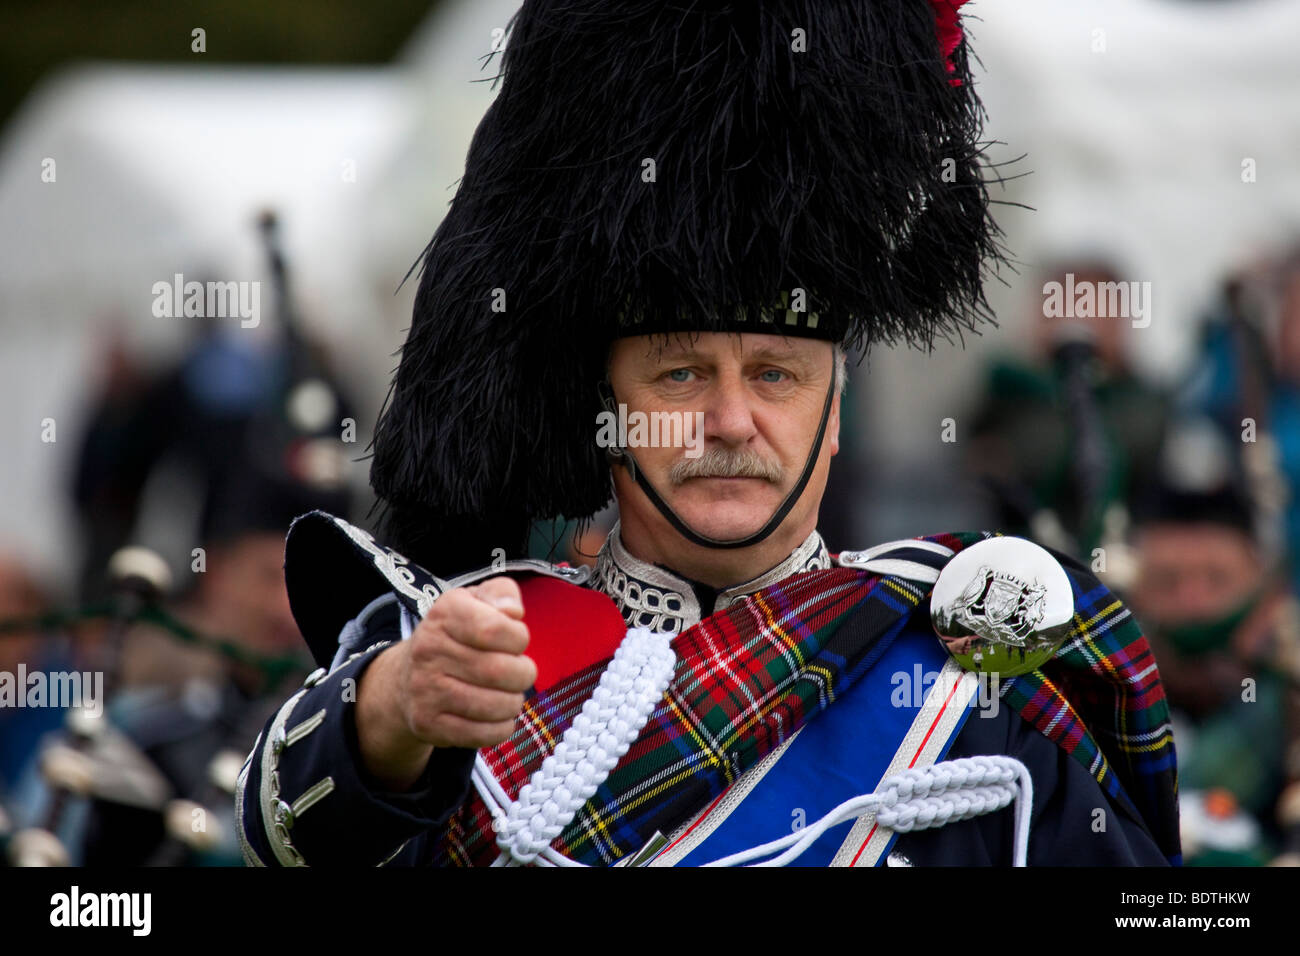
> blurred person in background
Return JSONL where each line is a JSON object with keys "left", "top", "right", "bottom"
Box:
{"left": 73, "top": 452, "right": 352, "bottom": 866}
{"left": 1178, "top": 246, "right": 1300, "bottom": 598}
{"left": 5, "top": 207, "right": 364, "bottom": 864}
{"left": 72, "top": 298, "right": 282, "bottom": 603}
{"left": 70, "top": 213, "right": 358, "bottom": 605}
{"left": 8, "top": 437, "right": 354, "bottom": 867}
{"left": 1129, "top": 434, "right": 1300, "bottom": 865}
{"left": 967, "top": 258, "right": 1171, "bottom": 562}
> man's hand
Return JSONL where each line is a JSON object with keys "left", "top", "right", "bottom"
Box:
{"left": 356, "top": 577, "right": 536, "bottom": 791}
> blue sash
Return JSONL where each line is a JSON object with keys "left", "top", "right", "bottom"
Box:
{"left": 676, "top": 618, "right": 974, "bottom": 866}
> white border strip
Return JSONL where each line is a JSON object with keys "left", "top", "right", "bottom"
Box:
{"left": 844, "top": 539, "right": 956, "bottom": 563}
{"left": 853, "top": 559, "right": 940, "bottom": 584}
{"left": 830, "top": 658, "right": 977, "bottom": 867}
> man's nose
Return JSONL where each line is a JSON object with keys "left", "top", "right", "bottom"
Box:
{"left": 701, "top": 373, "right": 758, "bottom": 445}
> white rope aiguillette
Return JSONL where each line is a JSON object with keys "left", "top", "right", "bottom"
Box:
{"left": 701, "top": 755, "right": 1035, "bottom": 867}
{"left": 474, "top": 626, "right": 676, "bottom": 867}
{"left": 471, "top": 625, "right": 1034, "bottom": 867}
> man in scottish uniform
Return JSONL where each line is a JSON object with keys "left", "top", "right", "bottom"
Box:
{"left": 237, "top": 0, "right": 1179, "bottom": 867}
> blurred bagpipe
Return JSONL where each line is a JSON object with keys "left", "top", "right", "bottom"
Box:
{"left": 0, "top": 211, "right": 357, "bottom": 866}
{"left": 0, "top": 545, "right": 306, "bottom": 866}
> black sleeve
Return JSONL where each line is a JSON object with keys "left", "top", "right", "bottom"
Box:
{"left": 236, "top": 601, "right": 475, "bottom": 866}
{"left": 893, "top": 700, "right": 1171, "bottom": 867}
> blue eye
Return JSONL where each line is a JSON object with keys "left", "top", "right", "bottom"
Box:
{"left": 668, "top": 368, "right": 693, "bottom": 382}
{"left": 760, "top": 369, "right": 785, "bottom": 383}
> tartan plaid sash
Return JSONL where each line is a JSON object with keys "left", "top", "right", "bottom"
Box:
{"left": 1000, "top": 561, "right": 1181, "bottom": 863}
{"left": 433, "top": 532, "right": 1180, "bottom": 866}
{"left": 435, "top": 564, "right": 903, "bottom": 865}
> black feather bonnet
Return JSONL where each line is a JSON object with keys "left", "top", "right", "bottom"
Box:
{"left": 371, "top": 0, "right": 1008, "bottom": 573}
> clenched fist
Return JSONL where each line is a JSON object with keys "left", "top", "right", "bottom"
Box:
{"left": 356, "top": 577, "right": 537, "bottom": 791}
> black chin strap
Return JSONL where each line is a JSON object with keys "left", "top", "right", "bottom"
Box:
{"left": 600, "top": 362, "right": 836, "bottom": 550}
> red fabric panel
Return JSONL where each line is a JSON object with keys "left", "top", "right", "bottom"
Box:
{"left": 517, "top": 574, "right": 627, "bottom": 692}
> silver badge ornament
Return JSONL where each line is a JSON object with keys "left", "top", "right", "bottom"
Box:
{"left": 930, "top": 536, "right": 1074, "bottom": 677}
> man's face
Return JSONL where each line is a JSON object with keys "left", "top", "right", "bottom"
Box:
{"left": 203, "top": 533, "right": 302, "bottom": 655}
{"left": 1131, "top": 524, "right": 1259, "bottom": 626}
{"left": 606, "top": 332, "right": 839, "bottom": 543}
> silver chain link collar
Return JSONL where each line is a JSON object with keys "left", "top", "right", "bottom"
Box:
{"left": 591, "top": 521, "right": 830, "bottom": 636}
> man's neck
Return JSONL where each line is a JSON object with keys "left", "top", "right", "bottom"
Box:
{"left": 616, "top": 511, "right": 820, "bottom": 590}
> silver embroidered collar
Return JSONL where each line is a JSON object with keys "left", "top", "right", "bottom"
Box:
{"left": 591, "top": 521, "right": 830, "bottom": 637}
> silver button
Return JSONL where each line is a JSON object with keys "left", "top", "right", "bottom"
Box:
{"left": 274, "top": 799, "right": 295, "bottom": 829}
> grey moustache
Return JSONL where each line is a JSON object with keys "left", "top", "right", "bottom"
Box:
{"left": 668, "top": 447, "right": 783, "bottom": 485}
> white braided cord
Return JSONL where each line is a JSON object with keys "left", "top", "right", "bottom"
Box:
{"left": 471, "top": 629, "right": 1033, "bottom": 867}
{"left": 701, "top": 755, "right": 1035, "bottom": 867}
{"left": 476, "top": 626, "right": 676, "bottom": 866}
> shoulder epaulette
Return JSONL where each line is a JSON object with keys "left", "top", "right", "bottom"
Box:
{"left": 283, "top": 511, "right": 588, "bottom": 668}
